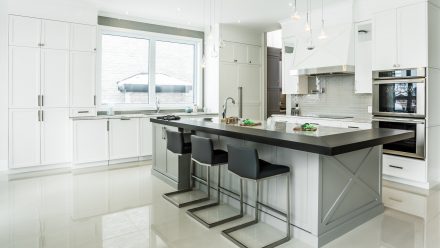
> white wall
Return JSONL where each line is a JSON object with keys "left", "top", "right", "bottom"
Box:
{"left": 203, "top": 24, "right": 220, "bottom": 114}
{"left": 0, "top": 0, "right": 8, "bottom": 170}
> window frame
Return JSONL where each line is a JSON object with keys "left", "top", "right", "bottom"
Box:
{"left": 97, "top": 25, "right": 203, "bottom": 110}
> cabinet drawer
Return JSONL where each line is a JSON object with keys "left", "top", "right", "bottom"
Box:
{"left": 383, "top": 186, "right": 426, "bottom": 218}
{"left": 383, "top": 155, "right": 426, "bottom": 182}
{"left": 70, "top": 108, "right": 97, "bottom": 117}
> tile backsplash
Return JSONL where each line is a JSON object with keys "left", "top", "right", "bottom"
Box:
{"left": 291, "top": 75, "right": 372, "bottom": 119}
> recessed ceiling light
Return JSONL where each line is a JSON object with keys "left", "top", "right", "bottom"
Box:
{"left": 125, "top": 11, "right": 129, "bottom": 15}
{"left": 177, "top": 7, "right": 181, "bottom": 12}
{"left": 288, "top": 2, "right": 293, "bottom": 7}
{"left": 237, "top": 20, "right": 241, "bottom": 23}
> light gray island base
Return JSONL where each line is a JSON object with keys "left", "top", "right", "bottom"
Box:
{"left": 209, "top": 135, "right": 383, "bottom": 248}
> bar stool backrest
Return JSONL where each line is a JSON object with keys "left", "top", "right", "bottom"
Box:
{"left": 191, "top": 135, "right": 214, "bottom": 164}
{"left": 166, "top": 130, "right": 186, "bottom": 154}
{"left": 227, "top": 145, "right": 259, "bottom": 180}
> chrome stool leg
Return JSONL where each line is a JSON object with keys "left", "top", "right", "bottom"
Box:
{"left": 162, "top": 159, "right": 210, "bottom": 208}
{"left": 221, "top": 173, "right": 291, "bottom": 248}
{"left": 186, "top": 165, "right": 244, "bottom": 228}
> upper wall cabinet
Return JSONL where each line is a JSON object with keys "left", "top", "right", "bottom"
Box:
{"left": 70, "top": 51, "right": 96, "bottom": 108}
{"left": 9, "top": 15, "right": 41, "bottom": 47}
{"left": 42, "top": 20, "right": 70, "bottom": 50}
{"left": 355, "top": 21, "right": 373, "bottom": 94}
{"left": 220, "top": 41, "right": 261, "bottom": 65}
{"left": 373, "top": 2, "right": 427, "bottom": 70}
{"left": 71, "top": 24, "right": 96, "bottom": 52}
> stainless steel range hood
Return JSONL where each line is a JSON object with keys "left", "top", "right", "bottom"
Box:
{"left": 290, "top": 65, "right": 355, "bottom": 76}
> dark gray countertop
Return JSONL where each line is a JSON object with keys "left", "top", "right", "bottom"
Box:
{"left": 150, "top": 118, "right": 414, "bottom": 156}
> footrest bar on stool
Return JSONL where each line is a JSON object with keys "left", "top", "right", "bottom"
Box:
{"left": 162, "top": 189, "right": 210, "bottom": 208}
{"left": 186, "top": 202, "right": 244, "bottom": 228}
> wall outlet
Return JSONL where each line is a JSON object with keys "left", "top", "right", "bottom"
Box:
{"left": 367, "top": 106, "right": 372, "bottom": 114}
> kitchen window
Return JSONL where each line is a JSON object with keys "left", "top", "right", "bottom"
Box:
{"left": 98, "top": 27, "right": 202, "bottom": 109}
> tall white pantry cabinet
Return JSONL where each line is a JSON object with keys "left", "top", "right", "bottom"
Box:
{"left": 8, "top": 15, "right": 96, "bottom": 169}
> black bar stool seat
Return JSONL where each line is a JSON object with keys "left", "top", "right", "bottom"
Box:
{"left": 162, "top": 130, "right": 210, "bottom": 208}
{"left": 222, "top": 145, "right": 291, "bottom": 248}
{"left": 186, "top": 135, "right": 244, "bottom": 228}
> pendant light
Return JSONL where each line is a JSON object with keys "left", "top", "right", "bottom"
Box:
{"left": 318, "top": 0, "right": 327, "bottom": 40}
{"left": 304, "top": 0, "right": 311, "bottom": 32}
{"left": 290, "top": 0, "right": 301, "bottom": 21}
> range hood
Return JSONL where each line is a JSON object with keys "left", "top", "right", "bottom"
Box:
{"left": 291, "top": 65, "right": 355, "bottom": 76}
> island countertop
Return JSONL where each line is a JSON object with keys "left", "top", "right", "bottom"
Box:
{"left": 150, "top": 117, "right": 414, "bottom": 156}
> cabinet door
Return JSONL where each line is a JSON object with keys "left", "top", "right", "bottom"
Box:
{"left": 247, "top": 45, "right": 261, "bottom": 65}
{"left": 41, "top": 20, "right": 70, "bottom": 50}
{"left": 373, "top": 9, "right": 397, "bottom": 70}
{"left": 153, "top": 125, "right": 167, "bottom": 173}
{"left": 9, "top": 109, "right": 41, "bottom": 168}
{"left": 109, "top": 118, "right": 140, "bottom": 160}
{"left": 41, "top": 109, "right": 71, "bottom": 165}
{"left": 41, "top": 49, "right": 70, "bottom": 107}
{"left": 239, "top": 64, "right": 262, "bottom": 120}
{"left": 355, "top": 22, "right": 373, "bottom": 94}
{"left": 220, "top": 41, "right": 235, "bottom": 63}
{"left": 234, "top": 43, "right": 247, "bottom": 63}
{"left": 219, "top": 63, "right": 239, "bottom": 117}
{"left": 397, "top": 3, "right": 427, "bottom": 69}
{"left": 70, "top": 51, "right": 96, "bottom": 108}
{"left": 140, "top": 118, "right": 153, "bottom": 157}
{"left": 70, "top": 24, "right": 96, "bottom": 52}
{"left": 9, "top": 46, "right": 41, "bottom": 108}
{"left": 9, "top": 15, "right": 41, "bottom": 47}
{"left": 73, "top": 120, "right": 108, "bottom": 164}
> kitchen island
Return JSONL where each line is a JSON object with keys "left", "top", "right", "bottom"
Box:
{"left": 150, "top": 117, "right": 413, "bottom": 247}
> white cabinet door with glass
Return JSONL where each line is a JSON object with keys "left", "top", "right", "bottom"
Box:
{"left": 73, "top": 119, "right": 109, "bottom": 164}
{"left": 109, "top": 118, "right": 140, "bottom": 160}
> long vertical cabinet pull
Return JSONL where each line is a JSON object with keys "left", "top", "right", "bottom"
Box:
{"left": 41, "top": 95, "right": 44, "bottom": 106}
{"left": 41, "top": 110, "right": 44, "bottom": 122}
{"left": 38, "top": 110, "right": 41, "bottom": 122}
{"left": 38, "top": 95, "right": 41, "bottom": 107}
{"left": 94, "top": 95, "right": 96, "bottom": 106}
{"left": 107, "top": 120, "right": 110, "bottom": 132}
{"left": 238, "top": 86, "right": 243, "bottom": 118}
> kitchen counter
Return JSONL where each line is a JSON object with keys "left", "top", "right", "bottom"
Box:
{"left": 150, "top": 117, "right": 412, "bottom": 156}
{"left": 151, "top": 117, "right": 413, "bottom": 247}
{"left": 70, "top": 112, "right": 218, "bottom": 120}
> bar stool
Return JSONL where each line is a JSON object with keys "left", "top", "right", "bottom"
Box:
{"left": 222, "top": 145, "right": 291, "bottom": 248}
{"left": 162, "top": 130, "right": 210, "bottom": 208}
{"left": 186, "top": 135, "right": 244, "bottom": 228}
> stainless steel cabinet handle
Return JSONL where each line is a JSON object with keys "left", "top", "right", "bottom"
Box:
{"left": 94, "top": 95, "right": 96, "bottom": 106}
{"left": 348, "top": 126, "right": 359, "bottom": 129}
{"left": 388, "top": 197, "right": 403, "bottom": 203}
{"left": 41, "top": 110, "right": 44, "bottom": 122}
{"left": 389, "top": 165, "right": 404, "bottom": 170}
{"left": 41, "top": 95, "right": 44, "bottom": 106}
{"left": 78, "top": 111, "right": 90, "bottom": 114}
{"left": 38, "top": 110, "right": 41, "bottom": 122}
{"left": 120, "top": 118, "right": 131, "bottom": 121}
{"left": 107, "top": 120, "right": 110, "bottom": 131}
{"left": 38, "top": 95, "right": 41, "bottom": 107}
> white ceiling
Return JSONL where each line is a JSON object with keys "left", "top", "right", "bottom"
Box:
{"left": 81, "top": 0, "right": 341, "bottom": 32}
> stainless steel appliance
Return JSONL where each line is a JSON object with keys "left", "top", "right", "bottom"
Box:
{"left": 373, "top": 68, "right": 426, "bottom": 118}
{"left": 372, "top": 117, "right": 425, "bottom": 159}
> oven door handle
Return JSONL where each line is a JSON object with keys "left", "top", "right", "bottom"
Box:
{"left": 372, "top": 117, "right": 426, "bottom": 124}
{"left": 373, "top": 78, "right": 425, "bottom": 85}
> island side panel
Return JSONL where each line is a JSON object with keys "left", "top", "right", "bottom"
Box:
{"left": 317, "top": 146, "right": 384, "bottom": 247}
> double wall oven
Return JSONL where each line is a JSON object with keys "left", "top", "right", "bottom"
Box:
{"left": 372, "top": 68, "right": 426, "bottom": 160}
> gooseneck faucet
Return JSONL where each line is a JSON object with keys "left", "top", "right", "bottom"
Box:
{"left": 222, "top": 97, "right": 236, "bottom": 119}
{"left": 155, "top": 97, "right": 160, "bottom": 114}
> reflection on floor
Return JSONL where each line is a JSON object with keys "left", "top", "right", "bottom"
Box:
{"left": 0, "top": 162, "right": 439, "bottom": 248}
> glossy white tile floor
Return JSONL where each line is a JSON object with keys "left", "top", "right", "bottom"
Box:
{"left": 0, "top": 162, "right": 439, "bottom": 248}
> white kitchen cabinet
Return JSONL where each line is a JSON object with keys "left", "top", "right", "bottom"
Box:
{"left": 8, "top": 109, "right": 41, "bottom": 168}
{"left": 354, "top": 21, "right": 373, "bottom": 94}
{"left": 397, "top": 2, "right": 427, "bottom": 69}
{"left": 73, "top": 120, "right": 108, "bottom": 164}
{"left": 109, "top": 118, "right": 140, "bottom": 160}
{"left": 373, "top": 9, "right": 397, "bottom": 71}
{"left": 41, "top": 49, "right": 70, "bottom": 107}
{"left": 70, "top": 24, "right": 96, "bottom": 52}
{"left": 40, "top": 109, "right": 71, "bottom": 165}
{"left": 220, "top": 41, "right": 261, "bottom": 65}
{"left": 42, "top": 20, "right": 70, "bottom": 50}
{"left": 239, "top": 64, "right": 262, "bottom": 120}
{"left": 219, "top": 63, "right": 239, "bottom": 117}
{"left": 140, "top": 118, "right": 153, "bottom": 157}
{"left": 8, "top": 46, "right": 40, "bottom": 108}
{"left": 247, "top": 45, "right": 261, "bottom": 65}
{"left": 373, "top": 2, "right": 427, "bottom": 70}
{"left": 153, "top": 125, "right": 167, "bottom": 173}
{"left": 8, "top": 15, "right": 41, "bottom": 47}
{"left": 282, "top": 37, "right": 308, "bottom": 95}
{"left": 70, "top": 51, "right": 96, "bottom": 108}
